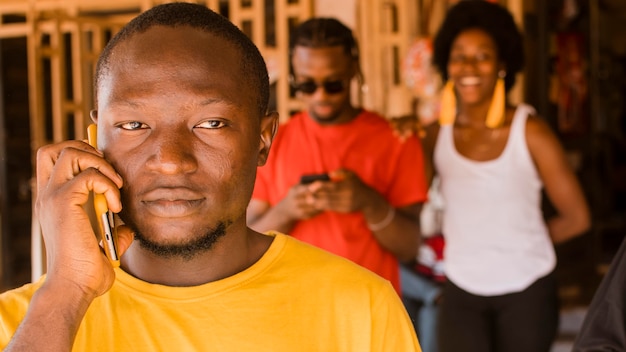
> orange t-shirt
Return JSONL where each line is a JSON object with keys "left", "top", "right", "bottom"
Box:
{"left": 253, "top": 110, "right": 428, "bottom": 292}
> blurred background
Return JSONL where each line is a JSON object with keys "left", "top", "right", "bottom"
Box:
{"left": 0, "top": 2, "right": 624, "bottom": 347}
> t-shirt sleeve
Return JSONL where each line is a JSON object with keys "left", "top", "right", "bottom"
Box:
{"left": 0, "top": 281, "right": 42, "bottom": 349}
{"left": 370, "top": 281, "right": 423, "bottom": 351}
{"left": 387, "top": 134, "right": 429, "bottom": 207}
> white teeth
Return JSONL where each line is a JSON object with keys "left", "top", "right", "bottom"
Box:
{"left": 459, "top": 77, "right": 481, "bottom": 86}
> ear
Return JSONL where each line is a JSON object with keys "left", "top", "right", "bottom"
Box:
{"left": 349, "top": 59, "right": 359, "bottom": 79}
{"left": 257, "top": 111, "right": 279, "bottom": 166}
{"left": 498, "top": 62, "right": 507, "bottom": 75}
{"left": 90, "top": 109, "right": 98, "bottom": 123}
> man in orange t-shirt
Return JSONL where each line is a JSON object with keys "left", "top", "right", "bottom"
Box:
{"left": 247, "top": 18, "right": 428, "bottom": 293}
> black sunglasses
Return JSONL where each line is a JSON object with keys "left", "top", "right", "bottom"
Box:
{"left": 291, "top": 79, "right": 347, "bottom": 95}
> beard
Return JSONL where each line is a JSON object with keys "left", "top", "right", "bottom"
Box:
{"left": 131, "top": 221, "right": 228, "bottom": 261}
{"left": 310, "top": 107, "right": 342, "bottom": 124}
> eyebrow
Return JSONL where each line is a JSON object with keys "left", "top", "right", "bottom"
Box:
{"left": 108, "top": 96, "right": 238, "bottom": 110}
{"left": 198, "top": 97, "right": 235, "bottom": 106}
{"left": 107, "top": 99, "right": 143, "bottom": 109}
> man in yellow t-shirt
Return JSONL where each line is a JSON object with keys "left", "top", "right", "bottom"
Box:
{"left": 0, "top": 3, "right": 421, "bottom": 351}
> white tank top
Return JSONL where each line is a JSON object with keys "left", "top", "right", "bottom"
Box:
{"left": 434, "top": 104, "right": 555, "bottom": 296}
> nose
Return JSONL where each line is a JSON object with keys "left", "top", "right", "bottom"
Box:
{"left": 308, "top": 85, "right": 337, "bottom": 101}
{"left": 458, "top": 56, "right": 483, "bottom": 71}
{"left": 145, "top": 129, "right": 198, "bottom": 175}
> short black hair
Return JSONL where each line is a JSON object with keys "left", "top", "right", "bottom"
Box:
{"left": 289, "top": 17, "right": 358, "bottom": 60}
{"left": 432, "top": 1, "right": 524, "bottom": 91}
{"left": 95, "top": 2, "right": 270, "bottom": 114}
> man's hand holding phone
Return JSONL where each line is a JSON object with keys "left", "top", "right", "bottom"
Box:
{"left": 279, "top": 169, "right": 367, "bottom": 221}
{"left": 302, "top": 169, "right": 373, "bottom": 214}
{"left": 35, "top": 131, "right": 132, "bottom": 301}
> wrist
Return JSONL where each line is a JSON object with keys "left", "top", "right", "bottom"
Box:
{"left": 367, "top": 204, "right": 396, "bottom": 232}
{"left": 39, "top": 276, "right": 98, "bottom": 312}
{"left": 31, "top": 280, "right": 93, "bottom": 330}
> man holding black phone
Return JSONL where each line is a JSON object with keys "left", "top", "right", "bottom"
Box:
{"left": 247, "top": 18, "right": 428, "bottom": 293}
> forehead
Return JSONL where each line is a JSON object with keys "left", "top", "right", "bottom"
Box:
{"left": 452, "top": 28, "right": 497, "bottom": 50}
{"left": 291, "top": 45, "right": 354, "bottom": 76}
{"left": 98, "top": 26, "right": 255, "bottom": 110}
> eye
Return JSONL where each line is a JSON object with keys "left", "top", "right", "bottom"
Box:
{"left": 119, "top": 121, "right": 148, "bottom": 130}
{"left": 196, "top": 119, "right": 227, "bottom": 129}
{"left": 449, "top": 53, "right": 465, "bottom": 64}
{"left": 475, "top": 52, "right": 493, "bottom": 62}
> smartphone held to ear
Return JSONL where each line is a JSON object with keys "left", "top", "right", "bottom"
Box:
{"left": 87, "top": 124, "right": 120, "bottom": 267}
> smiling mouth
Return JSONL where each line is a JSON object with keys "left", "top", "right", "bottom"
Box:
{"left": 459, "top": 77, "right": 481, "bottom": 86}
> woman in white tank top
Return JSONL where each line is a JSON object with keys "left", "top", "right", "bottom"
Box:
{"left": 394, "top": 2, "right": 591, "bottom": 352}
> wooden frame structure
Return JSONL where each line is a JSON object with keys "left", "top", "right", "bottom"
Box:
{"left": 0, "top": 0, "right": 523, "bottom": 283}
{"left": 0, "top": 0, "right": 315, "bottom": 281}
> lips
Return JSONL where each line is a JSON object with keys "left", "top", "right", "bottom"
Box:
{"left": 140, "top": 187, "right": 206, "bottom": 218}
{"left": 458, "top": 76, "right": 481, "bottom": 86}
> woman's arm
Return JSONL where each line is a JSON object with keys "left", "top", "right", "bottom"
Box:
{"left": 526, "top": 115, "right": 591, "bottom": 244}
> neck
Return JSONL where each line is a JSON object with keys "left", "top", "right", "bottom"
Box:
{"left": 456, "top": 102, "right": 492, "bottom": 128}
{"left": 310, "top": 105, "right": 361, "bottom": 125}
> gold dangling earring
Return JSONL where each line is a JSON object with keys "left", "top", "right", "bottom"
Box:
{"left": 485, "top": 71, "right": 506, "bottom": 129}
{"left": 439, "top": 80, "right": 457, "bottom": 125}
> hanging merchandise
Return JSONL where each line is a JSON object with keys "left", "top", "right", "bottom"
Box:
{"left": 402, "top": 37, "right": 442, "bottom": 125}
{"left": 401, "top": 0, "right": 443, "bottom": 126}
{"left": 555, "top": 31, "right": 588, "bottom": 135}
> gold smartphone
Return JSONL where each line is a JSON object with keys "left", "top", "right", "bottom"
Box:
{"left": 87, "top": 124, "right": 120, "bottom": 267}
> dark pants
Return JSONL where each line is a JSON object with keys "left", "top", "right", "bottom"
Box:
{"left": 438, "top": 272, "right": 559, "bottom": 352}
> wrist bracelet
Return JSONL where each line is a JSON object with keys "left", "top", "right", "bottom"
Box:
{"left": 367, "top": 205, "right": 396, "bottom": 232}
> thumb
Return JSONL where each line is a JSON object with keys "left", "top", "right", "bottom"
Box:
{"left": 329, "top": 169, "right": 348, "bottom": 182}
{"left": 114, "top": 225, "right": 135, "bottom": 257}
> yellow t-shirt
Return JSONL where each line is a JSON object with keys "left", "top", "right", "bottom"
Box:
{"left": 0, "top": 232, "right": 421, "bottom": 351}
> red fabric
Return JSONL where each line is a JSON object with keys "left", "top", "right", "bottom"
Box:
{"left": 253, "top": 110, "right": 428, "bottom": 293}
{"left": 414, "top": 234, "right": 446, "bottom": 283}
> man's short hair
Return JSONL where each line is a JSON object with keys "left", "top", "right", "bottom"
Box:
{"left": 95, "top": 2, "right": 270, "bottom": 114}
{"left": 289, "top": 17, "right": 359, "bottom": 61}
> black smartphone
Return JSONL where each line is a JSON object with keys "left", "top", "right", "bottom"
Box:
{"left": 300, "top": 173, "right": 330, "bottom": 184}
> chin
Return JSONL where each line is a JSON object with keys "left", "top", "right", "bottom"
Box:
{"left": 133, "top": 221, "right": 229, "bottom": 261}
{"left": 311, "top": 111, "right": 341, "bottom": 123}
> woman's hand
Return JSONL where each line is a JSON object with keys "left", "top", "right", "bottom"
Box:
{"left": 389, "top": 114, "right": 424, "bottom": 142}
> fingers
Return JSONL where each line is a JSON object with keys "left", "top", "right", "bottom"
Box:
{"left": 304, "top": 182, "right": 341, "bottom": 212}
{"left": 37, "top": 140, "right": 123, "bottom": 211}
{"left": 309, "top": 169, "right": 370, "bottom": 213}
{"left": 37, "top": 141, "right": 93, "bottom": 193}
{"left": 389, "top": 115, "right": 420, "bottom": 142}
{"left": 293, "top": 171, "right": 364, "bottom": 213}
{"left": 38, "top": 140, "right": 123, "bottom": 190}
{"left": 328, "top": 169, "right": 348, "bottom": 182}
{"left": 114, "top": 225, "right": 135, "bottom": 257}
